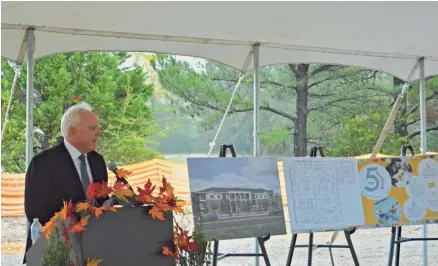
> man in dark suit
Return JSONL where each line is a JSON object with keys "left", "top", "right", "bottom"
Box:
{"left": 23, "top": 102, "right": 109, "bottom": 263}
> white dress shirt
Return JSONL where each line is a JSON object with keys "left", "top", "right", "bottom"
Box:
{"left": 64, "top": 139, "right": 94, "bottom": 184}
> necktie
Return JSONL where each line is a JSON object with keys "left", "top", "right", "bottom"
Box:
{"left": 78, "top": 154, "right": 91, "bottom": 196}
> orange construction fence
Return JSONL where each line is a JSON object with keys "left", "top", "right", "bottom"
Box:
{"left": 1, "top": 158, "right": 288, "bottom": 217}
{"left": 1, "top": 159, "right": 175, "bottom": 217}
{"left": 4, "top": 153, "right": 437, "bottom": 217}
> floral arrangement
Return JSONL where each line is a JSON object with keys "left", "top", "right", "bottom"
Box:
{"left": 40, "top": 169, "right": 200, "bottom": 266}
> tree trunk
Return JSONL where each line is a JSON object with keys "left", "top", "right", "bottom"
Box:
{"left": 293, "top": 64, "right": 309, "bottom": 156}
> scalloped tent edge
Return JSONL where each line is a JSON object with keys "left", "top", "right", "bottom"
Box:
{"left": 2, "top": 2, "right": 436, "bottom": 265}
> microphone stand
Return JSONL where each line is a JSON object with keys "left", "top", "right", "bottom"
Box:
{"left": 112, "top": 169, "right": 141, "bottom": 207}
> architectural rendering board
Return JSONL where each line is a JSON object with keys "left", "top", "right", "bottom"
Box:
{"left": 282, "top": 157, "right": 366, "bottom": 233}
{"left": 187, "top": 157, "right": 287, "bottom": 240}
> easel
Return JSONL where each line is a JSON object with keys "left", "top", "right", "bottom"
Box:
{"left": 211, "top": 144, "right": 271, "bottom": 266}
{"left": 387, "top": 145, "right": 438, "bottom": 266}
{"left": 286, "top": 146, "right": 360, "bottom": 266}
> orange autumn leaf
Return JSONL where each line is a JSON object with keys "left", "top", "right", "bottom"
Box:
{"left": 174, "top": 230, "right": 190, "bottom": 249}
{"left": 172, "top": 200, "right": 185, "bottom": 214}
{"left": 116, "top": 168, "right": 132, "bottom": 178}
{"left": 101, "top": 206, "right": 117, "bottom": 213}
{"left": 135, "top": 194, "right": 153, "bottom": 204}
{"left": 93, "top": 207, "right": 104, "bottom": 219}
{"left": 165, "top": 183, "right": 174, "bottom": 197}
{"left": 161, "top": 246, "right": 176, "bottom": 257}
{"left": 89, "top": 205, "right": 117, "bottom": 219}
{"left": 87, "top": 182, "right": 113, "bottom": 200}
{"left": 114, "top": 183, "right": 134, "bottom": 203}
{"left": 70, "top": 215, "right": 90, "bottom": 233}
{"left": 59, "top": 200, "right": 74, "bottom": 220}
{"left": 149, "top": 205, "right": 165, "bottom": 220}
{"left": 173, "top": 229, "right": 200, "bottom": 253}
{"left": 156, "top": 197, "right": 172, "bottom": 212}
{"left": 76, "top": 202, "right": 90, "bottom": 212}
{"left": 86, "top": 258, "right": 104, "bottom": 266}
{"left": 160, "top": 194, "right": 182, "bottom": 213}
{"left": 41, "top": 216, "right": 57, "bottom": 239}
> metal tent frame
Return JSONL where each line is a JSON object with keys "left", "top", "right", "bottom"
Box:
{"left": 2, "top": 2, "right": 437, "bottom": 265}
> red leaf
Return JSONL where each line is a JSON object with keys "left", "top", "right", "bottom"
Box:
{"left": 160, "top": 176, "right": 168, "bottom": 194}
{"left": 87, "top": 182, "right": 113, "bottom": 200}
{"left": 135, "top": 179, "right": 155, "bottom": 204}
{"left": 188, "top": 241, "right": 200, "bottom": 250}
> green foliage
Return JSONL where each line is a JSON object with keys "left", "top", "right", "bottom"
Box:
{"left": 326, "top": 111, "right": 415, "bottom": 157}
{"left": 151, "top": 53, "right": 438, "bottom": 156}
{"left": 260, "top": 127, "right": 292, "bottom": 155}
{"left": 151, "top": 54, "right": 384, "bottom": 155}
{"left": 177, "top": 220, "right": 212, "bottom": 266}
{"left": 42, "top": 237, "right": 72, "bottom": 266}
{"left": 1, "top": 52, "right": 165, "bottom": 172}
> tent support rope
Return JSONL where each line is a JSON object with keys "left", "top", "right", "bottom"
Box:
{"left": 1, "top": 65, "right": 22, "bottom": 142}
{"left": 207, "top": 48, "right": 254, "bottom": 157}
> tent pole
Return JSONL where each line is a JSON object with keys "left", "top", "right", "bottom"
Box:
{"left": 25, "top": 29, "right": 35, "bottom": 169}
{"left": 253, "top": 43, "right": 261, "bottom": 266}
{"left": 419, "top": 57, "right": 427, "bottom": 155}
{"left": 419, "top": 57, "right": 428, "bottom": 266}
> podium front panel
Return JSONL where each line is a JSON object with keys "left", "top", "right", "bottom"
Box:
{"left": 82, "top": 206, "right": 175, "bottom": 266}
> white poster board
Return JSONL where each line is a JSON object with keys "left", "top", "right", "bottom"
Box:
{"left": 283, "top": 157, "right": 365, "bottom": 233}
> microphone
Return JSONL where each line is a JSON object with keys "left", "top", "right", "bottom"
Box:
{"left": 108, "top": 162, "right": 134, "bottom": 192}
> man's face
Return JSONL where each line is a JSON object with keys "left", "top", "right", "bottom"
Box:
{"left": 69, "top": 111, "right": 101, "bottom": 153}
{"left": 394, "top": 161, "right": 401, "bottom": 170}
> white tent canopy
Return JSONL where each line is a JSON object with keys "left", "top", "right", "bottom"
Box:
{"left": 2, "top": 1, "right": 438, "bottom": 81}
{"left": 2, "top": 2, "right": 437, "bottom": 265}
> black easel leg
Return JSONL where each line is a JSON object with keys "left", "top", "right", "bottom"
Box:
{"left": 329, "top": 247, "right": 335, "bottom": 266}
{"left": 344, "top": 230, "right": 359, "bottom": 266}
{"left": 212, "top": 240, "right": 219, "bottom": 266}
{"left": 286, "top": 234, "right": 298, "bottom": 266}
{"left": 308, "top": 233, "right": 314, "bottom": 266}
{"left": 257, "top": 237, "right": 271, "bottom": 266}
{"left": 394, "top": 227, "right": 402, "bottom": 266}
{"left": 387, "top": 227, "right": 396, "bottom": 266}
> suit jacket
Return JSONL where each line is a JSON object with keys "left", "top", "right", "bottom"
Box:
{"left": 23, "top": 139, "right": 108, "bottom": 263}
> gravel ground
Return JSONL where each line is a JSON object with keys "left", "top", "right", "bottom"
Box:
{"left": 2, "top": 216, "right": 437, "bottom": 266}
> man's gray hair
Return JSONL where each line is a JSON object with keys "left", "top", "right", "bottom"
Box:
{"left": 60, "top": 102, "right": 93, "bottom": 138}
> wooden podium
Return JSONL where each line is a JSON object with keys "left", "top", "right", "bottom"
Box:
{"left": 26, "top": 206, "right": 175, "bottom": 266}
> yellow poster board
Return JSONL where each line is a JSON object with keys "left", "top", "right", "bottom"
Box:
{"left": 357, "top": 155, "right": 438, "bottom": 227}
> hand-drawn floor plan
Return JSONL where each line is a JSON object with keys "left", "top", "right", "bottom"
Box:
{"left": 283, "top": 158, "right": 365, "bottom": 232}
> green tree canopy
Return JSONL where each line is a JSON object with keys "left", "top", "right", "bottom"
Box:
{"left": 150, "top": 54, "right": 438, "bottom": 157}
{"left": 1, "top": 52, "right": 164, "bottom": 173}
